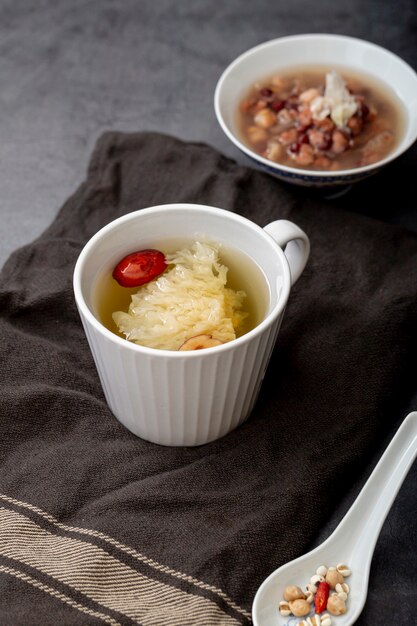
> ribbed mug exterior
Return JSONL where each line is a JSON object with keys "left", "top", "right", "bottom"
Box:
{"left": 73, "top": 204, "right": 309, "bottom": 446}
{"left": 79, "top": 312, "right": 283, "bottom": 446}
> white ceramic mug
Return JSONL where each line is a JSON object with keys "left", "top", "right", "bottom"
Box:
{"left": 73, "top": 204, "right": 309, "bottom": 446}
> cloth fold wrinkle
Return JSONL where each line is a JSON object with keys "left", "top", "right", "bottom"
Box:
{"left": 0, "top": 131, "right": 416, "bottom": 625}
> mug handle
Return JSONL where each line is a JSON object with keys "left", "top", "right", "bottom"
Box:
{"left": 263, "top": 219, "right": 310, "bottom": 285}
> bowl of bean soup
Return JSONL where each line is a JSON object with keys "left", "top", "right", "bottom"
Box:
{"left": 214, "top": 34, "right": 417, "bottom": 188}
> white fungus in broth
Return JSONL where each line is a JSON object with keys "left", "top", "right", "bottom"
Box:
{"left": 111, "top": 241, "right": 249, "bottom": 351}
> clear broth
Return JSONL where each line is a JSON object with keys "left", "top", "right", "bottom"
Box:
{"left": 93, "top": 239, "right": 270, "bottom": 346}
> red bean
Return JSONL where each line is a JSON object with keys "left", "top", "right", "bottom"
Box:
{"left": 298, "top": 132, "right": 310, "bottom": 145}
{"left": 285, "top": 95, "right": 299, "bottom": 110}
{"left": 308, "top": 129, "right": 332, "bottom": 150}
{"left": 321, "top": 132, "right": 333, "bottom": 150}
{"left": 359, "top": 103, "right": 370, "bottom": 121}
{"left": 270, "top": 99, "right": 286, "bottom": 112}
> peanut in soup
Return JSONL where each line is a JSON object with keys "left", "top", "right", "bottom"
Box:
{"left": 238, "top": 67, "right": 405, "bottom": 171}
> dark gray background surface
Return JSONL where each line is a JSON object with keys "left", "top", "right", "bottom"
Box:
{"left": 1, "top": 1, "right": 416, "bottom": 624}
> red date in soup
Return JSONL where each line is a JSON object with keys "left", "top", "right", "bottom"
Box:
{"left": 238, "top": 67, "right": 405, "bottom": 171}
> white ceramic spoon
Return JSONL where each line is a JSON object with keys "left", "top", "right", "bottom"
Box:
{"left": 252, "top": 411, "right": 417, "bottom": 626}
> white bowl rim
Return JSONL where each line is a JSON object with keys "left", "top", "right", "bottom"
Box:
{"left": 73, "top": 203, "right": 292, "bottom": 359}
{"left": 214, "top": 33, "right": 417, "bottom": 179}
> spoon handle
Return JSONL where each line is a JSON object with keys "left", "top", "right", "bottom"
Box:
{"left": 333, "top": 411, "right": 417, "bottom": 561}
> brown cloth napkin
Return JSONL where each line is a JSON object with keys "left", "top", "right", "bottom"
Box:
{"left": 0, "top": 132, "right": 417, "bottom": 625}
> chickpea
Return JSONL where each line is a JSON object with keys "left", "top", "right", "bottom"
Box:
{"left": 327, "top": 594, "right": 347, "bottom": 616}
{"left": 289, "top": 598, "right": 310, "bottom": 617}
{"left": 298, "top": 106, "right": 312, "bottom": 126}
{"left": 326, "top": 567, "right": 344, "bottom": 589}
{"left": 277, "top": 109, "right": 293, "bottom": 126}
{"left": 347, "top": 115, "right": 363, "bottom": 136}
{"left": 299, "top": 87, "right": 320, "bottom": 103}
{"left": 308, "top": 129, "right": 328, "bottom": 149}
{"left": 254, "top": 99, "right": 268, "bottom": 112}
{"left": 283, "top": 585, "right": 306, "bottom": 602}
{"left": 278, "top": 128, "right": 298, "bottom": 145}
{"left": 266, "top": 140, "right": 283, "bottom": 162}
{"left": 295, "top": 144, "right": 314, "bottom": 166}
{"left": 315, "top": 117, "right": 335, "bottom": 133}
{"left": 254, "top": 108, "right": 277, "bottom": 128}
{"left": 331, "top": 130, "right": 349, "bottom": 154}
{"left": 247, "top": 126, "right": 268, "bottom": 144}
